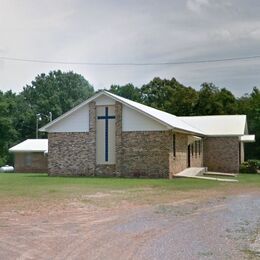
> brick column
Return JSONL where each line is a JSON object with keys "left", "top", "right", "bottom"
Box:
{"left": 115, "top": 101, "right": 122, "bottom": 176}
{"left": 89, "top": 101, "right": 96, "bottom": 175}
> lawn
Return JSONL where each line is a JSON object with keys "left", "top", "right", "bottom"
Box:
{"left": 0, "top": 173, "right": 259, "bottom": 259}
{"left": 0, "top": 173, "right": 259, "bottom": 200}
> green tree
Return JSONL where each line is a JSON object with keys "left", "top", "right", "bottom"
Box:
{"left": 109, "top": 83, "right": 142, "bottom": 102}
{"left": 140, "top": 77, "right": 198, "bottom": 115}
{"left": 238, "top": 87, "right": 260, "bottom": 159}
{"left": 0, "top": 91, "right": 19, "bottom": 165}
{"left": 18, "top": 70, "right": 94, "bottom": 139}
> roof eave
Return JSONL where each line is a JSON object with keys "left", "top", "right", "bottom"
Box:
{"left": 40, "top": 90, "right": 205, "bottom": 136}
{"left": 39, "top": 91, "right": 105, "bottom": 132}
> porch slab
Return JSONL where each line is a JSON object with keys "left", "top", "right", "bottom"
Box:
{"left": 205, "top": 172, "right": 238, "bottom": 177}
{"left": 175, "top": 167, "right": 206, "bottom": 177}
{"left": 175, "top": 167, "right": 238, "bottom": 182}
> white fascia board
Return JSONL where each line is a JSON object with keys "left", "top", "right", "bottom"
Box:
{"left": 239, "top": 135, "right": 255, "bottom": 142}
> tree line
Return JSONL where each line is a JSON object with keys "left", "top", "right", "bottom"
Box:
{"left": 0, "top": 70, "right": 259, "bottom": 165}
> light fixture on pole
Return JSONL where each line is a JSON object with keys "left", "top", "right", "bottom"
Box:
{"left": 36, "top": 112, "right": 52, "bottom": 139}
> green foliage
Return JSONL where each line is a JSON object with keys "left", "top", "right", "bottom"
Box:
{"left": 140, "top": 77, "right": 198, "bottom": 115}
{"left": 19, "top": 70, "right": 94, "bottom": 139}
{"left": 240, "top": 160, "right": 258, "bottom": 174}
{"left": 0, "top": 70, "right": 94, "bottom": 165}
{"left": 195, "top": 83, "right": 237, "bottom": 115}
{"left": 110, "top": 83, "right": 142, "bottom": 102}
{"left": 0, "top": 91, "right": 19, "bottom": 164}
{"left": 0, "top": 72, "right": 259, "bottom": 165}
{"left": 109, "top": 79, "right": 259, "bottom": 159}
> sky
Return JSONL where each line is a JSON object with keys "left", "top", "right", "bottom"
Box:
{"left": 1, "top": 0, "right": 260, "bottom": 96}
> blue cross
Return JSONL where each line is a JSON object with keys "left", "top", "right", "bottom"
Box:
{"left": 97, "top": 107, "right": 115, "bottom": 162}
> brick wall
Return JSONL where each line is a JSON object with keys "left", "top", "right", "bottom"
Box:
{"left": 169, "top": 133, "right": 189, "bottom": 176}
{"left": 119, "top": 131, "right": 172, "bottom": 178}
{"left": 15, "top": 152, "right": 47, "bottom": 173}
{"left": 48, "top": 101, "right": 96, "bottom": 176}
{"left": 190, "top": 140, "right": 203, "bottom": 167}
{"left": 203, "top": 137, "right": 239, "bottom": 173}
{"left": 48, "top": 132, "right": 95, "bottom": 176}
{"left": 47, "top": 99, "right": 197, "bottom": 177}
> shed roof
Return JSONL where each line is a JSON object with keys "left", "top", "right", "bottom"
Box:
{"left": 9, "top": 139, "right": 48, "bottom": 153}
{"left": 179, "top": 115, "right": 247, "bottom": 136}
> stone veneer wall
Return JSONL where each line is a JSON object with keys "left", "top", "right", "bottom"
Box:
{"left": 119, "top": 131, "right": 172, "bottom": 178}
{"left": 48, "top": 101, "right": 96, "bottom": 176}
{"left": 203, "top": 137, "right": 239, "bottom": 173}
{"left": 15, "top": 152, "right": 48, "bottom": 173}
{"left": 190, "top": 140, "right": 203, "bottom": 167}
{"left": 47, "top": 99, "right": 197, "bottom": 177}
{"left": 169, "top": 133, "right": 189, "bottom": 176}
{"left": 48, "top": 132, "right": 95, "bottom": 176}
{"left": 115, "top": 102, "right": 123, "bottom": 176}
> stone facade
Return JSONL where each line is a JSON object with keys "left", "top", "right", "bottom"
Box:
{"left": 115, "top": 102, "right": 123, "bottom": 176}
{"left": 119, "top": 131, "right": 172, "bottom": 178}
{"left": 48, "top": 132, "right": 95, "bottom": 176}
{"left": 190, "top": 140, "right": 203, "bottom": 167}
{"left": 47, "top": 96, "right": 245, "bottom": 176}
{"left": 203, "top": 137, "right": 239, "bottom": 173}
{"left": 14, "top": 152, "right": 47, "bottom": 173}
{"left": 47, "top": 99, "right": 207, "bottom": 177}
{"left": 48, "top": 101, "right": 96, "bottom": 176}
{"left": 169, "top": 133, "right": 189, "bottom": 176}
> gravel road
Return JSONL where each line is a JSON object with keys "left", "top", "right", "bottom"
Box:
{"left": 0, "top": 192, "right": 259, "bottom": 259}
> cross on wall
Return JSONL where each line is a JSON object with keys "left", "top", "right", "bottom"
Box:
{"left": 97, "top": 107, "right": 115, "bottom": 162}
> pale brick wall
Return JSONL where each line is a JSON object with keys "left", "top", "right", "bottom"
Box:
{"left": 169, "top": 133, "right": 189, "bottom": 175}
{"left": 48, "top": 101, "right": 96, "bottom": 176}
{"left": 203, "top": 137, "right": 239, "bottom": 173}
{"left": 47, "top": 99, "right": 201, "bottom": 177}
{"left": 119, "top": 131, "right": 172, "bottom": 178}
{"left": 15, "top": 152, "right": 47, "bottom": 173}
{"left": 48, "top": 132, "right": 95, "bottom": 176}
{"left": 190, "top": 140, "right": 203, "bottom": 167}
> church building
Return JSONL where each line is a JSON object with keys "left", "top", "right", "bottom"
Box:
{"left": 39, "top": 91, "right": 255, "bottom": 177}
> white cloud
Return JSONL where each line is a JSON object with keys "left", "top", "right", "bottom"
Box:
{"left": 0, "top": 0, "right": 259, "bottom": 95}
{"left": 186, "top": 0, "right": 209, "bottom": 13}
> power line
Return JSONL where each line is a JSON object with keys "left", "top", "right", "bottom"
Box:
{"left": 1, "top": 54, "right": 260, "bottom": 66}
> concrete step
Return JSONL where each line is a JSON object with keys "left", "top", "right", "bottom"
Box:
{"left": 204, "top": 172, "right": 237, "bottom": 177}
{"left": 175, "top": 167, "right": 207, "bottom": 177}
{"left": 174, "top": 167, "right": 238, "bottom": 182}
{"left": 190, "top": 176, "right": 238, "bottom": 182}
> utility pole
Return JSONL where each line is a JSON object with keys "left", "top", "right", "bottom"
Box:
{"left": 36, "top": 112, "right": 52, "bottom": 139}
{"left": 36, "top": 113, "right": 41, "bottom": 139}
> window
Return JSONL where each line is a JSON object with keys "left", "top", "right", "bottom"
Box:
{"left": 191, "top": 143, "right": 194, "bottom": 156}
{"left": 25, "top": 154, "right": 32, "bottom": 166}
{"left": 173, "top": 134, "right": 176, "bottom": 157}
{"left": 198, "top": 140, "right": 201, "bottom": 155}
{"left": 195, "top": 141, "right": 197, "bottom": 158}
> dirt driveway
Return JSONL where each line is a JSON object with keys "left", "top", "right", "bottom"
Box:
{"left": 0, "top": 190, "right": 259, "bottom": 260}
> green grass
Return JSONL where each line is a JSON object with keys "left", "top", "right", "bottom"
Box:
{"left": 0, "top": 173, "right": 259, "bottom": 199}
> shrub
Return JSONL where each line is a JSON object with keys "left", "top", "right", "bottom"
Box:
{"left": 239, "top": 160, "right": 258, "bottom": 174}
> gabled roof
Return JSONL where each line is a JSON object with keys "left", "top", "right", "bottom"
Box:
{"left": 179, "top": 115, "right": 247, "bottom": 136}
{"left": 9, "top": 139, "right": 48, "bottom": 153}
{"left": 39, "top": 91, "right": 205, "bottom": 135}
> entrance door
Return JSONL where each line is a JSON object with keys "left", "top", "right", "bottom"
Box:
{"left": 187, "top": 145, "right": 191, "bottom": 167}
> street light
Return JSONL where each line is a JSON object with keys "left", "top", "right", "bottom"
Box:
{"left": 36, "top": 112, "right": 52, "bottom": 139}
